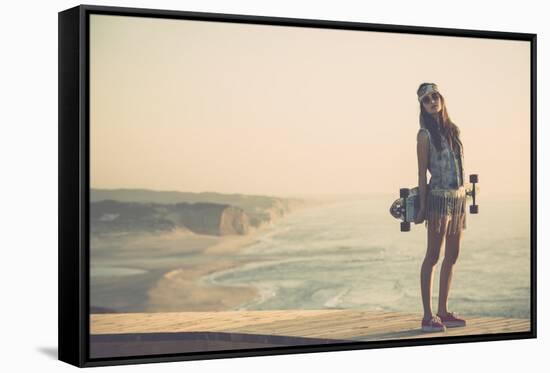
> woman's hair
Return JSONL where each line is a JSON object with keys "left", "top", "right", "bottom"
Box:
{"left": 417, "top": 83, "right": 462, "bottom": 153}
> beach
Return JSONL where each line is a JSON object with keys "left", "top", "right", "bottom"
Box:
{"left": 145, "top": 226, "right": 274, "bottom": 312}
{"left": 90, "top": 218, "right": 284, "bottom": 313}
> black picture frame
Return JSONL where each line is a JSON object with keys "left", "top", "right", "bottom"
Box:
{"left": 58, "top": 4, "right": 537, "bottom": 368}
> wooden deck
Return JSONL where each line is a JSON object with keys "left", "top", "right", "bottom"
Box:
{"left": 91, "top": 309, "right": 530, "bottom": 342}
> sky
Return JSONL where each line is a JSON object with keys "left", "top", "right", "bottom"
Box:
{"left": 90, "top": 14, "right": 531, "bottom": 197}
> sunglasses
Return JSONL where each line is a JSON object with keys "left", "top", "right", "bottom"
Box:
{"left": 421, "top": 92, "right": 440, "bottom": 104}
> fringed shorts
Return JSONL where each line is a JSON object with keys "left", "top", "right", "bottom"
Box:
{"left": 424, "top": 186, "right": 467, "bottom": 235}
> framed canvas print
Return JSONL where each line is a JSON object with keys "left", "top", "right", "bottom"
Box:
{"left": 58, "top": 4, "right": 537, "bottom": 368}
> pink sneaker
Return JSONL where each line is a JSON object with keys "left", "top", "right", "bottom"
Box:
{"left": 437, "top": 311, "right": 466, "bottom": 328}
{"left": 421, "top": 315, "right": 446, "bottom": 332}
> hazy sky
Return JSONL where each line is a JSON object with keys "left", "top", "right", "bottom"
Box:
{"left": 90, "top": 15, "right": 531, "bottom": 197}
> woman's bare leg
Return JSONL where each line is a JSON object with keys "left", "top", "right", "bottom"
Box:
{"left": 437, "top": 215, "right": 463, "bottom": 316}
{"left": 421, "top": 216, "right": 448, "bottom": 320}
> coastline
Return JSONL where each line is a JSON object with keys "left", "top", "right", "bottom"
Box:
{"left": 90, "top": 216, "right": 283, "bottom": 314}
{"left": 145, "top": 223, "right": 275, "bottom": 312}
{"left": 91, "top": 198, "right": 360, "bottom": 314}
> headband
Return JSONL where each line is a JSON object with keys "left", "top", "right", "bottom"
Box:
{"left": 417, "top": 83, "right": 439, "bottom": 102}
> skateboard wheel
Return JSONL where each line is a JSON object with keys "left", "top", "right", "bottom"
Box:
{"left": 400, "top": 188, "right": 409, "bottom": 198}
{"left": 469, "top": 174, "right": 478, "bottom": 183}
{"left": 401, "top": 222, "right": 411, "bottom": 232}
{"left": 470, "top": 205, "right": 479, "bottom": 214}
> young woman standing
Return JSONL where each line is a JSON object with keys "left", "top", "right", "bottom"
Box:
{"left": 414, "top": 82, "right": 468, "bottom": 332}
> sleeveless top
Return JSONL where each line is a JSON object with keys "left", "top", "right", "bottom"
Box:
{"left": 418, "top": 126, "right": 467, "bottom": 234}
{"left": 418, "top": 127, "right": 465, "bottom": 190}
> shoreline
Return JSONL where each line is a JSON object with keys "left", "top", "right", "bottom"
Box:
{"left": 146, "top": 223, "right": 276, "bottom": 312}
{"left": 90, "top": 213, "right": 286, "bottom": 314}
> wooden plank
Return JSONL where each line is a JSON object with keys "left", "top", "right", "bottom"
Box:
{"left": 91, "top": 310, "right": 350, "bottom": 334}
{"left": 229, "top": 311, "right": 401, "bottom": 338}
{"left": 233, "top": 311, "right": 396, "bottom": 336}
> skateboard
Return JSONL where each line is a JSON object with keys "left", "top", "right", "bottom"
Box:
{"left": 389, "top": 174, "right": 479, "bottom": 232}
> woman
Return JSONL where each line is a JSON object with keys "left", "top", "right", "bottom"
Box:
{"left": 414, "top": 82, "right": 467, "bottom": 333}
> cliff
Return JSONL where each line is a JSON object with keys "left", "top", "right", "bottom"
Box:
{"left": 90, "top": 200, "right": 250, "bottom": 236}
{"left": 90, "top": 189, "right": 308, "bottom": 235}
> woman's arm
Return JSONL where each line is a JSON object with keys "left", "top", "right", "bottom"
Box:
{"left": 416, "top": 130, "right": 430, "bottom": 211}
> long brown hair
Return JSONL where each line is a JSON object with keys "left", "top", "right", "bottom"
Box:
{"left": 418, "top": 86, "right": 462, "bottom": 154}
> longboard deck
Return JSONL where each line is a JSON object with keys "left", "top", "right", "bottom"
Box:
{"left": 389, "top": 181, "right": 479, "bottom": 231}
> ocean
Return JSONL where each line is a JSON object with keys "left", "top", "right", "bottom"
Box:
{"left": 203, "top": 194, "right": 531, "bottom": 319}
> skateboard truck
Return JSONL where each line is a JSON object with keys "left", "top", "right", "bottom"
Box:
{"left": 399, "top": 188, "right": 411, "bottom": 232}
{"left": 467, "top": 174, "right": 479, "bottom": 214}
